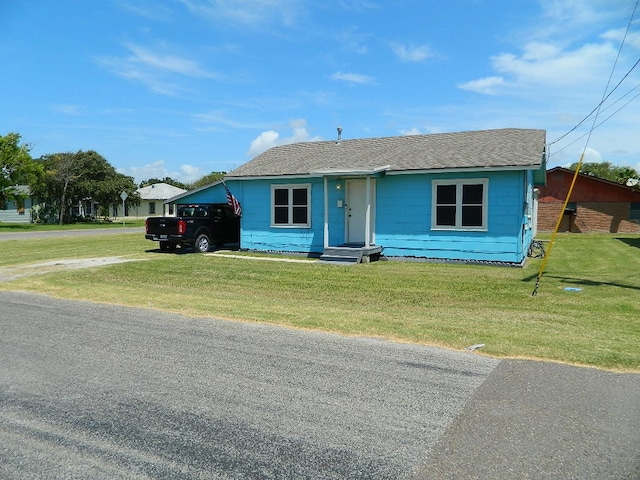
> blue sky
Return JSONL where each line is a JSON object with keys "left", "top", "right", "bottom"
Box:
{"left": 1, "top": 0, "right": 639, "bottom": 183}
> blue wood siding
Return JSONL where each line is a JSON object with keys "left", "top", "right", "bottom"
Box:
{"left": 175, "top": 184, "right": 227, "bottom": 204}
{"left": 179, "top": 171, "right": 534, "bottom": 263}
{"left": 238, "top": 179, "right": 327, "bottom": 253}
{"left": 376, "top": 171, "right": 530, "bottom": 263}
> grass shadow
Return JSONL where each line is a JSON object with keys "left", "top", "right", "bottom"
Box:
{"left": 521, "top": 271, "right": 640, "bottom": 291}
{"left": 616, "top": 237, "right": 640, "bottom": 249}
{"left": 0, "top": 224, "right": 34, "bottom": 231}
{"left": 145, "top": 248, "right": 191, "bottom": 255}
{"left": 542, "top": 275, "right": 640, "bottom": 291}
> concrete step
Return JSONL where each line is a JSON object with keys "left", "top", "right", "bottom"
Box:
{"left": 319, "top": 254, "right": 361, "bottom": 264}
{"left": 322, "top": 248, "right": 363, "bottom": 259}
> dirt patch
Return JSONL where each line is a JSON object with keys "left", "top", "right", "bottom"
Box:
{"left": 0, "top": 257, "right": 140, "bottom": 282}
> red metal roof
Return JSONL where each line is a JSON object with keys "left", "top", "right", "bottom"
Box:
{"left": 538, "top": 167, "right": 640, "bottom": 202}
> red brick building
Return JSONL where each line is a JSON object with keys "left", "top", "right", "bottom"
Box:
{"left": 537, "top": 167, "right": 640, "bottom": 233}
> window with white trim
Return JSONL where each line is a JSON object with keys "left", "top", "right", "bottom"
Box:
{"left": 271, "top": 184, "right": 311, "bottom": 227}
{"left": 432, "top": 179, "right": 488, "bottom": 230}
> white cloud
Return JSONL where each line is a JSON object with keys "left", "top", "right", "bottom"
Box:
{"left": 50, "top": 104, "right": 85, "bottom": 115}
{"left": 582, "top": 146, "right": 603, "bottom": 163}
{"left": 536, "top": 0, "right": 632, "bottom": 37}
{"left": 330, "top": 71, "right": 377, "bottom": 85}
{"left": 178, "top": 0, "right": 303, "bottom": 27}
{"left": 116, "top": 1, "right": 174, "bottom": 21}
{"left": 248, "top": 130, "right": 280, "bottom": 157}
{"left": 337, "top": 0, "right": 378, "bottom": 11}
{"left": 191, "top": 110, "right": 264, "bottom": 130}
{"left": 118, "top": 160, "right": 204, "bottom": 183}
{"left": 123, "top": 43, "right": 216, "bottom": 78}
{"left": 96, "top": 42, "right": 218, "bottom": 96}
{"left": 336, "top": 27, "right": 369, "bottom": 54}
{"left": 118, "top": 160, "right": 168, "bottom": 182}
{"left": 452, "top": 0, "right": 640, "bottom": 172}
{"left": 459, "top": 39, "right": 617, "bottom": 97}
{"left": 391, "top": 43, "right": 433, "bottom": 62}
{"left": 458, "top": 0, "right": 636, "bottom": 98}
{"left": 178, "top": 164, "right": 205, "bottom": 182}
{"left": 602, "top": 28, "right": 640, "bottom": 48}
{"left": 400, "top": 128, "right": 422, "bottom": 136}
{"left": 458, "top": 76, "right": 507, "bottom": 95}
{"left": 247, "top": 119, "right": 322, "bottom": 157}
{"left": 492, "top": 41, "right": 616, "bottom": 88}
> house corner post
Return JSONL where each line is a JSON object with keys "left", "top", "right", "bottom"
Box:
{"left": 365, "top": 176, "right": 371, "bottom": 247}
{"left": 323, "top": 177, "right": 329, "bottom": 248}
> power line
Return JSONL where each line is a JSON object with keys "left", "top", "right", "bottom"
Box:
{"left": 548, "top": 56, "right": 640, "bottom": 148}
{"left": 547, "top": 0, "right": 640, "bottom": 147}
{"left": 550, "top": 83, "right": 640, "bottom": 156}
{"left": 532, "top": 0, "right": 639, "bottom": 296}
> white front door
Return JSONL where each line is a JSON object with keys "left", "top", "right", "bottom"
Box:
{"left": 346, "top": 179, "right": 375, "bottom": 244}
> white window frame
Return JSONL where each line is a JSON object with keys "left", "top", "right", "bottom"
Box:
{"left": 431, "top": 179, "right": 488, "bottom": 231}
{"left": 271, "top": 184, "right": 311, "bottom": 228}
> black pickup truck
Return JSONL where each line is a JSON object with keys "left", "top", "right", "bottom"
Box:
{"left": 145, "top": 203, "right": 240, "bottom": 252}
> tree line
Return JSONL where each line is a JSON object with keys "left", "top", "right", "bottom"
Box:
{"left": 3, "top": 131, "right": 638, "bottom": 225}
{"left": 0, "top": 132, "right": 226, "bottom": 225}
{"left": 567, "top": 161, "right": 640, "bottom": 184}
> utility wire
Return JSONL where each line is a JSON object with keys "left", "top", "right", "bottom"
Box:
{"left": 548, "top": 56, "right": 640, "bottom": 147}
{"left": 551, "top": 85, "right": 640, "bottom": 156}
{"left": 548, "top": 0, "right": 639, "bottom": 147}
{"left": 532, "top": 0, "right": 638, "bottom": 296}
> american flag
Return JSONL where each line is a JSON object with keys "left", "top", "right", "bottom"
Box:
{"left": 224, "top": 182, "right": 242, "bottom": 217}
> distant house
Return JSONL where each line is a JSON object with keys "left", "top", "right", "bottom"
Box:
{"left": 170, "top": 128, "right": 547, "bottom": 265}
{"left": 537, "top": 167, "right": 640, "bottom": 233}
{"left": 129, "top": 182, "right": 187, "bottom": 218}
{"left": 0, "top": 185, "right": 34, "bottom": 223}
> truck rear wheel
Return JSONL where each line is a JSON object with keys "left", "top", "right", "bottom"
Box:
{"left": 194, "top": 234, "right": 210, "bottom": 253}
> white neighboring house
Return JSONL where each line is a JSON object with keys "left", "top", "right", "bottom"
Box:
{"left": 130, "top": 183, "right": 187, "bottom": 218}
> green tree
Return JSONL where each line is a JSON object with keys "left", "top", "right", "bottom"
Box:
{"left": 189, "top": 171, "right": 226, "bottom": 190}
{"left": 33, "top": 150, "right": 139, "bottom": 224}
{"left": 139, "top": 177, "right": 189, "bottom": 190}
{"left": 569, "top": 161, "right": 640, "bottom": 184}
{"left": 0, "top": 132, "right": 42, "bottom": 210}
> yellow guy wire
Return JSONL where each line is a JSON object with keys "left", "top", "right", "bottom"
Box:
{"left": 531, "top": 153, "right": 584, "bottom": 296}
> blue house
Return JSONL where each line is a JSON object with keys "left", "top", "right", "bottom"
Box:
{"left": 172, "top": 128, "right": 547, "bottom": 265}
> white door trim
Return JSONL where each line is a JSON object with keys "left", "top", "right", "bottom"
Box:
{"left": 345, "top": 178, "right": 376, "bottom": 245}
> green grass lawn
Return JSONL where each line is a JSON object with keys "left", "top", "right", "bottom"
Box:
{"left": 1, "top": 232, "right": 638, "bottom": 371}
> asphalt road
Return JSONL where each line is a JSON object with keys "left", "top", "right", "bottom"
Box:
{"left": 1, "top": 291, "right": 638, "bottom": 479}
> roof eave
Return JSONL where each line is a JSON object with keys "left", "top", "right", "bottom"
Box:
{"left": 310, "top": 165, "right": 391, "bottom": 176}
{"left": 387, "top": 164, "right": 542, "bottom": 176}
{"left": 224, "top": 173, "right": 319, "bottom": 181}
{"left": 226, "top": 164, "right": 541, "bottom": 181}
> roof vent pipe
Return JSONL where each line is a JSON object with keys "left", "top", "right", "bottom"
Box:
{"left": 336, "top": 126, "right": 343, "bottom": 143}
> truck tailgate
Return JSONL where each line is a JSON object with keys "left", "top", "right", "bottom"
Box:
{"left": 146, "top": 217, "right": 179, "bottom": 236}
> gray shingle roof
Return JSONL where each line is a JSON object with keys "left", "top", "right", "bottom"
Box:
{"left": 227, "top": 128, "right": 546, "bottom": 178}
{"left": 137, "top": 182, "right": 187, "bottom": 200}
